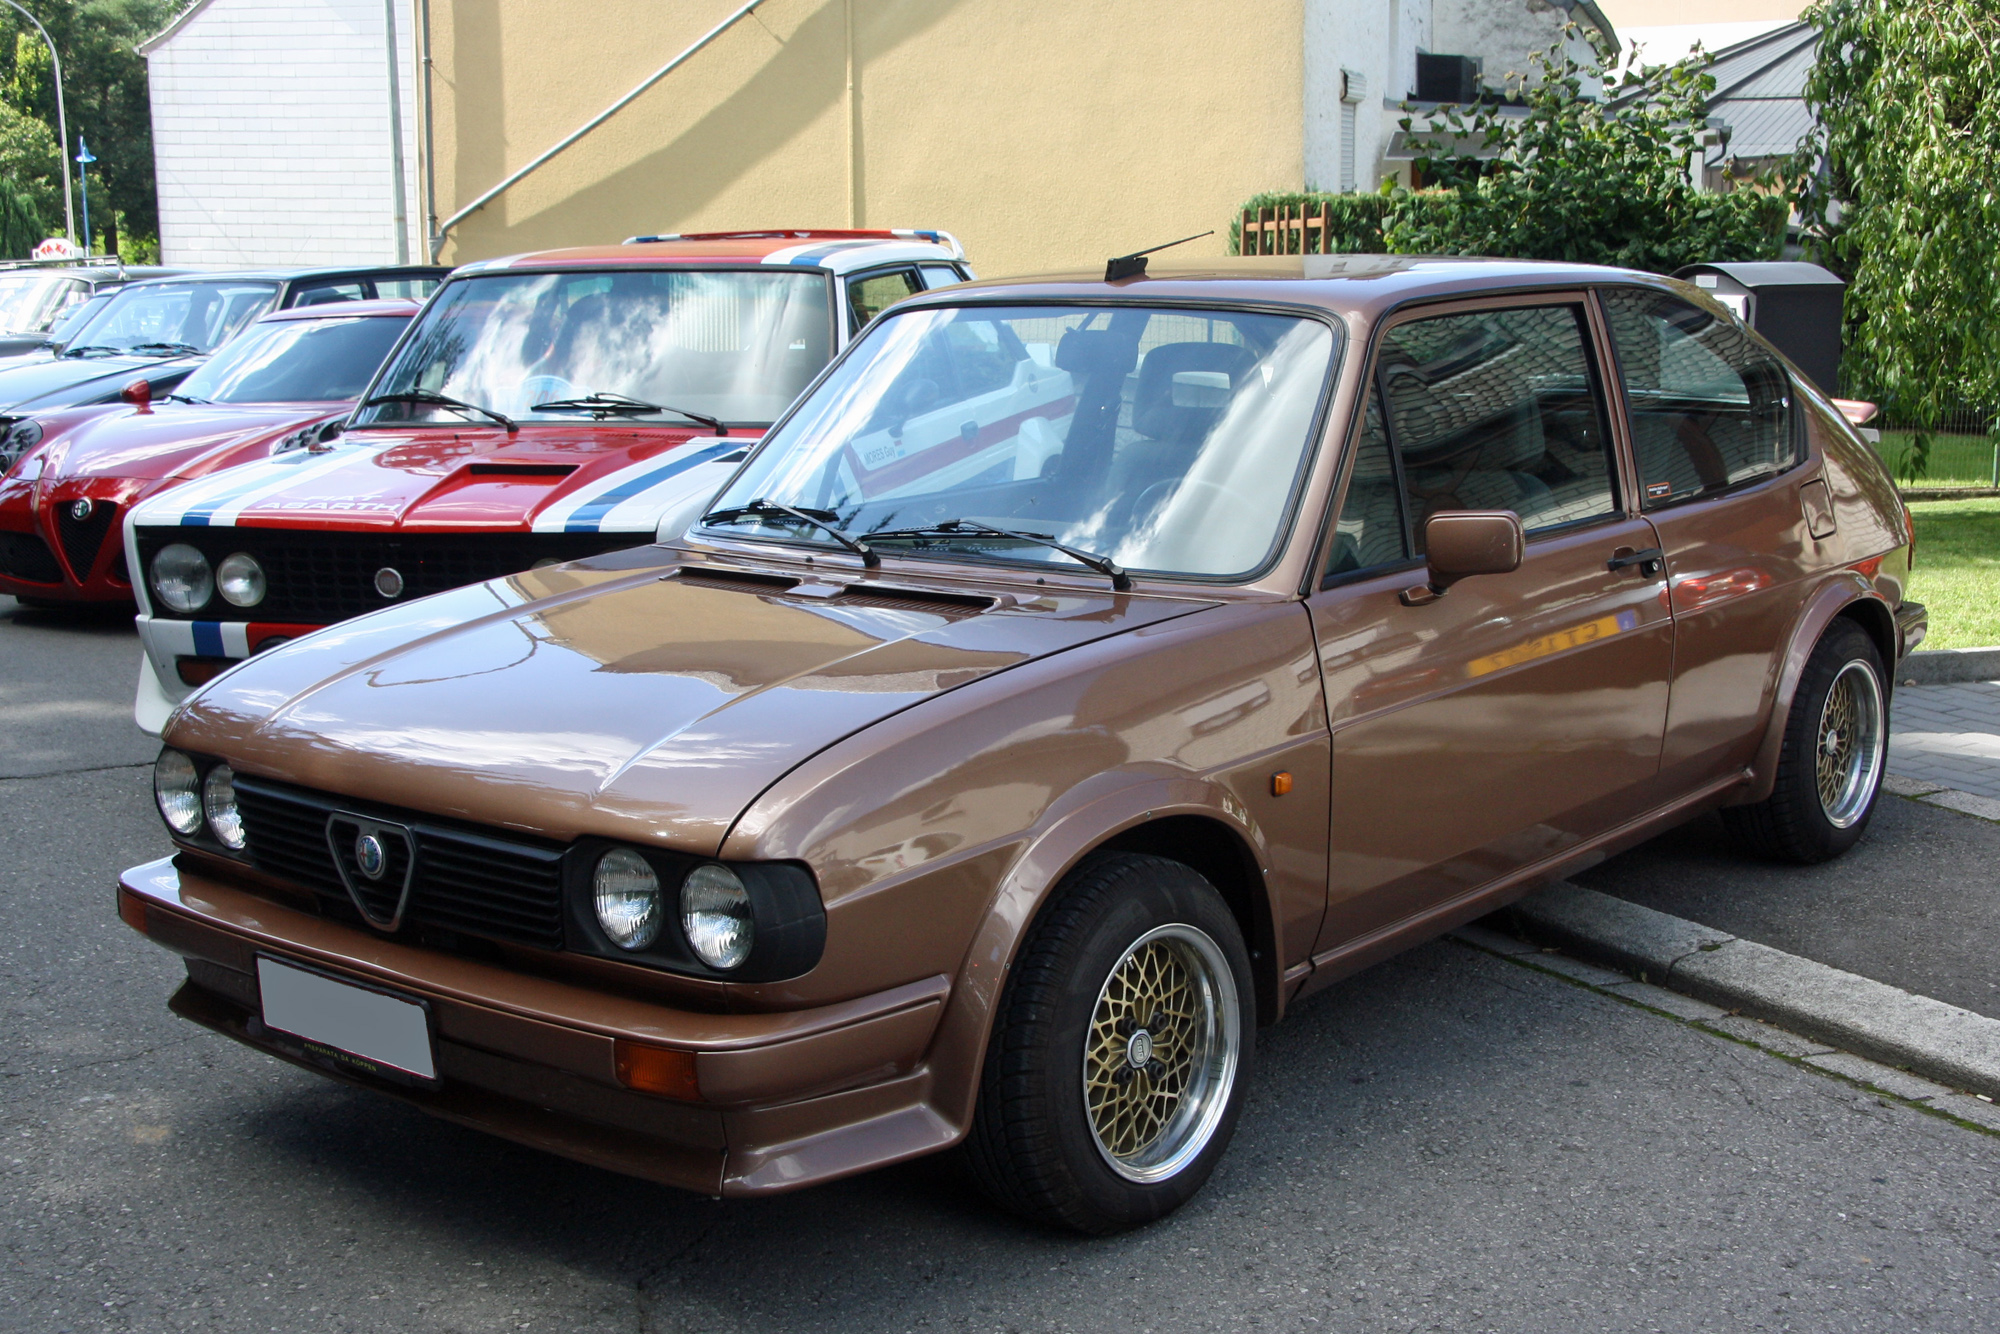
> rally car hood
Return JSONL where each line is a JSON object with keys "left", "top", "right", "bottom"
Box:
{"left": 167, "top": 556, "right": 1209, "bottom": 854}
{"left": 35, "top": 402, "right": 342, "bottom": 487}
{"left": 0, "top": 350, "right": 200, "bottom": 412}
{"left": 130, "top": 422, "right": 750, "bottom": 534}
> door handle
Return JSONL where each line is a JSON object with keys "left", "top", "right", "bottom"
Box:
{"left": 1608, "top": 546, "right": 1664, "bottom": 577}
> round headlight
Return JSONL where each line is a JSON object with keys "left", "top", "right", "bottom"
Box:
{"left": 680, "top": 863, "right": 754, "bottom": 971}
{"left": 593, "top": 848, "right": 661, "bottom": 950}
{"left": 149, "top": 543, "right": 213, "bottom": 613}
{"left": 202, "top": 763, "right": 245, "bottom": 849}
{"left": 216, "top": 552, "right": 265, "bottom": 608}
{"left": 153, "top": 749, "right": 202, "bottom": 835}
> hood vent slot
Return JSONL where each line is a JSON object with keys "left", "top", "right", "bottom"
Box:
{"left": 466, "top": 463, "right": 578, "bottom": 477}
{"left": 670, "top": 566, "right": 800, "bottom": 594}
{"left": 825, "top": 587, "right": 993, "bottom": 618}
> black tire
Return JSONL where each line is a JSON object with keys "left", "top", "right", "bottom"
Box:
{"left": 964, "top": 853, "right": 1255, "bottom": 1234}
{"left": 1722, "top": 619, "right": 1888, "bottom": 864}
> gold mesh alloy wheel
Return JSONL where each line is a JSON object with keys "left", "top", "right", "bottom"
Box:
{"left": 1082, "top": 923, "right": 1241, "bottom": 1183}
{"left": 1815, "top": 659, "right": 1884, "bottom": 829}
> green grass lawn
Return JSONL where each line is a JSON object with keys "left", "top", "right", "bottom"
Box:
{"left": 1906, "top": 497, "right": 2000, "bottom": 650}
{"left": 1873, "top": 432, "right": 2000, "bottom": 488}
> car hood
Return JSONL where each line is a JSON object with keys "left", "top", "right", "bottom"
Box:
{"left": 0, "top": 351, "right": 199, "bottom": 412}
{"left": 168, "top": 558, "right": 1211, "bottom": 852}
{"left": 129, "top": 422, "right": 752, "bottom": 533}
{"left": 37, "top": 402, "right": 343, "bottom": 487}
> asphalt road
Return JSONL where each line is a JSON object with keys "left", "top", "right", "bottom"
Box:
{"left": 4, "top": 595, "right": 1998, "bottom": 1333}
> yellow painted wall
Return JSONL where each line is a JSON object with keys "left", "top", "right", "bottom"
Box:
{"left": 424, "top": 0, "right": 1304, "bottom": 278}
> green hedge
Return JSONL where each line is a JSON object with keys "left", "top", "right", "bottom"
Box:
{"left": 1231, "top": 187, "right": 1787, "bottom": 274}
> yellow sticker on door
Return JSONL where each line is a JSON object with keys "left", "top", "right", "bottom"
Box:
{"left": 1466, "top": 609, "right": 1641, "bottom": 678}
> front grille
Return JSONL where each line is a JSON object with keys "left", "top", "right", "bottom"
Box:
{"left": 0, "top": 530, "right": 63, "bottom": 584}
{"left": 133, "top": 528, "right": 647, "bottom": 624}
{"left": 233, "top": 776, "right": 567, "bottom": 950}
{"left": 56, "top": 501, "right": 118, "bottom": 581}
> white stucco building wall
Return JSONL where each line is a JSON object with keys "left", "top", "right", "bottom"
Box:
{"left": 141, "top": 0, "right": 420, "bottom": 267}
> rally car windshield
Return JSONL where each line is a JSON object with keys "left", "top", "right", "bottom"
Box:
{"left": 351, "top": 269, "right": 834, "bottom": 429}
{"left": 175, "top": 314, "right": 413, "bottom": 404}
{"left": 702, "top": 303, "right": 1340, "bottom": 581}
{"left": 0, "top": 273, "right": 86, "bottom": 333}
{"left": 62, "top": 280, "right": 280, "bottom": 356}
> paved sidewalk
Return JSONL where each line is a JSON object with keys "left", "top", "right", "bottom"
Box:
{"left": 1891, "top": 678, "right": 2000, "bottom": 801}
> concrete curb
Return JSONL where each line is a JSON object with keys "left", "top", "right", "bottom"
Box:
{"left": 1900, "top": 645, "right": 2000, "bottom": 685}
{"left": 1500, "top": 882, "right": 2000, "bottom": 1101}
{"left": 1884, "top": 774, "right": 2000, "bottom": 822}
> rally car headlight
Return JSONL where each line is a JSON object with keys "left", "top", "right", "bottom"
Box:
{"left": 150, "top": 543, "right": 213, "bottom": 613}
{"left": 153, "top": 749, "right": 203, "bottom": 835}
{"left": 202, "top": 764, "right": 246, "bottom": 849}
{"left": 216, "top": 552, "right": 265, "bottom": 608}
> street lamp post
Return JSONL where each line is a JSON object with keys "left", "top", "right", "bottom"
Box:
{"left": 75, "top": 137, "right": 94, "bottom": 253}
{"left": 1, "top": 0, "right": 75, "bottom": 245}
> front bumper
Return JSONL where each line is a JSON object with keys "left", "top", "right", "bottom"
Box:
{"left": 133, "top": 613, "right": 325, "bottom": 734}
{"left": 119, "top": 856, "right": 955, "bottom": 1196}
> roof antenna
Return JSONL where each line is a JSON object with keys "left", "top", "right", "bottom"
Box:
{"left": 1105, "top": 230, "right": 1214, "bottom": 282}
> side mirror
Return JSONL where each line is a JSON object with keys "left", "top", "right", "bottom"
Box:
{"left": 121, "top": 378, "right": 152, "bottom": 411}
{"left": 1402, "top": 510, "right": 1523, "bottom": 606}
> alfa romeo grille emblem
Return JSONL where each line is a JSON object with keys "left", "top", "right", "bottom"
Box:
{"left": 374, "top": 567, "right": 405, "bottom": 599}
{"left": 69, "top": 498, "right": 93, "bottom": 520}
{"left": 354, "top": 833, "right": 387, "bottom": 880}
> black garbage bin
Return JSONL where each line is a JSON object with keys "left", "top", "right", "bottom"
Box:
{"left": 1671, "top": 261, "right": 1846, "bottom": 397}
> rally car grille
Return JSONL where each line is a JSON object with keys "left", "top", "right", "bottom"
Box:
{"left": 0, "top": 531, "right": 64, "bottom": 584}
{"left": 57, "top": 502, "right": 118, "bottom": 581}
{"left": 133, "top": 528, "right": 647, "bottom": 624}
{"left": 232, "top": 776, "right": 568, "bottom": 951}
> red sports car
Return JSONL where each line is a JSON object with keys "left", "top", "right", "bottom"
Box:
{"left": 0, "top": 299, "right": 420, "bottom": 607}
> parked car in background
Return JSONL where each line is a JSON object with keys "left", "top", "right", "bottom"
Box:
{"left": 124, "top": 228, "right": 971, "bottom": 731}
{"left": 118, "top": 255, "right": 1922, "bottom": 1231}
{"left": 0, "top": 265, "right": 445, "bottom": 431}
{"left": 0, "top": 258, "right": 194, "bottom": 359}
{"left": 0, "top": 300, "right": 420, "bottom": 608}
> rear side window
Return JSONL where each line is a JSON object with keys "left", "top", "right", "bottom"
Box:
{"left": 847, "top": 269, "right": 923, "bottom": 332}
{"left": 1326, "top": 301, "right": 1619, "bottom": 579}
{"left": 1600, "top": 287, "right": 1797, "bottom": 507}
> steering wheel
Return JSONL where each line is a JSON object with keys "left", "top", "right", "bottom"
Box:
{"left": 1130, "top": 476, "right": 1260, "bottom": 533}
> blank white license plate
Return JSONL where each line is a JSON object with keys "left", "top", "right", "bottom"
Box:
{"left": 257, "top": 957, "right": 437, "bottom": 1082}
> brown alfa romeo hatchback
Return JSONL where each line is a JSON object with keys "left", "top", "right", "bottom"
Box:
{"left": 120, "top": 255, "right": 1924, "bottom": 1233}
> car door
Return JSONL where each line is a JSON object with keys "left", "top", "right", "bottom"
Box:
{"left": 1597, "top": 286, "right": 1816, "bottom": 788}
{"left": 1307, "top": 294, "right": 1675, "bottom": 952}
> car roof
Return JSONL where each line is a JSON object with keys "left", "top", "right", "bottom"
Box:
{"left": 458, "top": 229, "right": 966, "bottom": 278}
{"left": 259, "top": 298, "right": 424, "bottom": 323}
{"left": 897, "top": 254, "right": 1686, "bottom": 322}
{"left": 115, "top": 264, "right": 448, "bottom": 288}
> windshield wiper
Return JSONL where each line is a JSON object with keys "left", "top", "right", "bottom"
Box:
{"left": 701, "top": 499, "right": 878, "bottom": 567}
{"left": 129, "top": 341, "right": 202, "bottom": 356}
{"left": 160, "top": 393, "right": 209, "bottom": 405}
{"left": 60, "top": 344, "right": 123, "bottom": 358}
{"left": 528, "top": 392, "right": 728, "bottom": 435}
{"left": 361, "top": 389, "right": 517, "bottom": 432}
{"left": 868, "top": 518, "right": 1131, "bottom": 591}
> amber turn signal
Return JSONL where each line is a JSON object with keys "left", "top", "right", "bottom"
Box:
{"left": 613, "top": 1039, "right": 702, "bottom": 1101}
{"left": 1270, "top": 771, "right": 1293, "bottom": 796}
{"left": 117, "top": 887, "right": 148, "bottom": 935}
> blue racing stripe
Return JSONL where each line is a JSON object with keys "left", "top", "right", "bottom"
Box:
{"left": 192, "top": 622, "right": 225, "bottom": 656}
{"left": 563, "top": 441, "right": 735, "bottom": 532}
{"left": 785, "top": 240, "right": 887, "bottom": 267}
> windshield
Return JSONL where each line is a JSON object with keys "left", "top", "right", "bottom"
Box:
{"left": 0, "top": 273, "right": 87, "bottom": 333}
{"left": 351, "top": 268, "right": 833, "bottom": 429}
{"left": 175, "top": 314, "right": 412, "bottom": 403}
{"left": 49, "top": 291, "right": 111, "bottom": 344}
{"left": 64, "top": 279, "right": 280, "bottom": 356}
{"left": 703, "top": 303, "right": 1339, "bottom": 581}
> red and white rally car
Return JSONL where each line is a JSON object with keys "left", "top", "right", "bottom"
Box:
{"left": 125, "top": 229, "right": 974, "bottom": 732}
{"left": 0, "top": 299, "right": 419, "bottom": 607}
